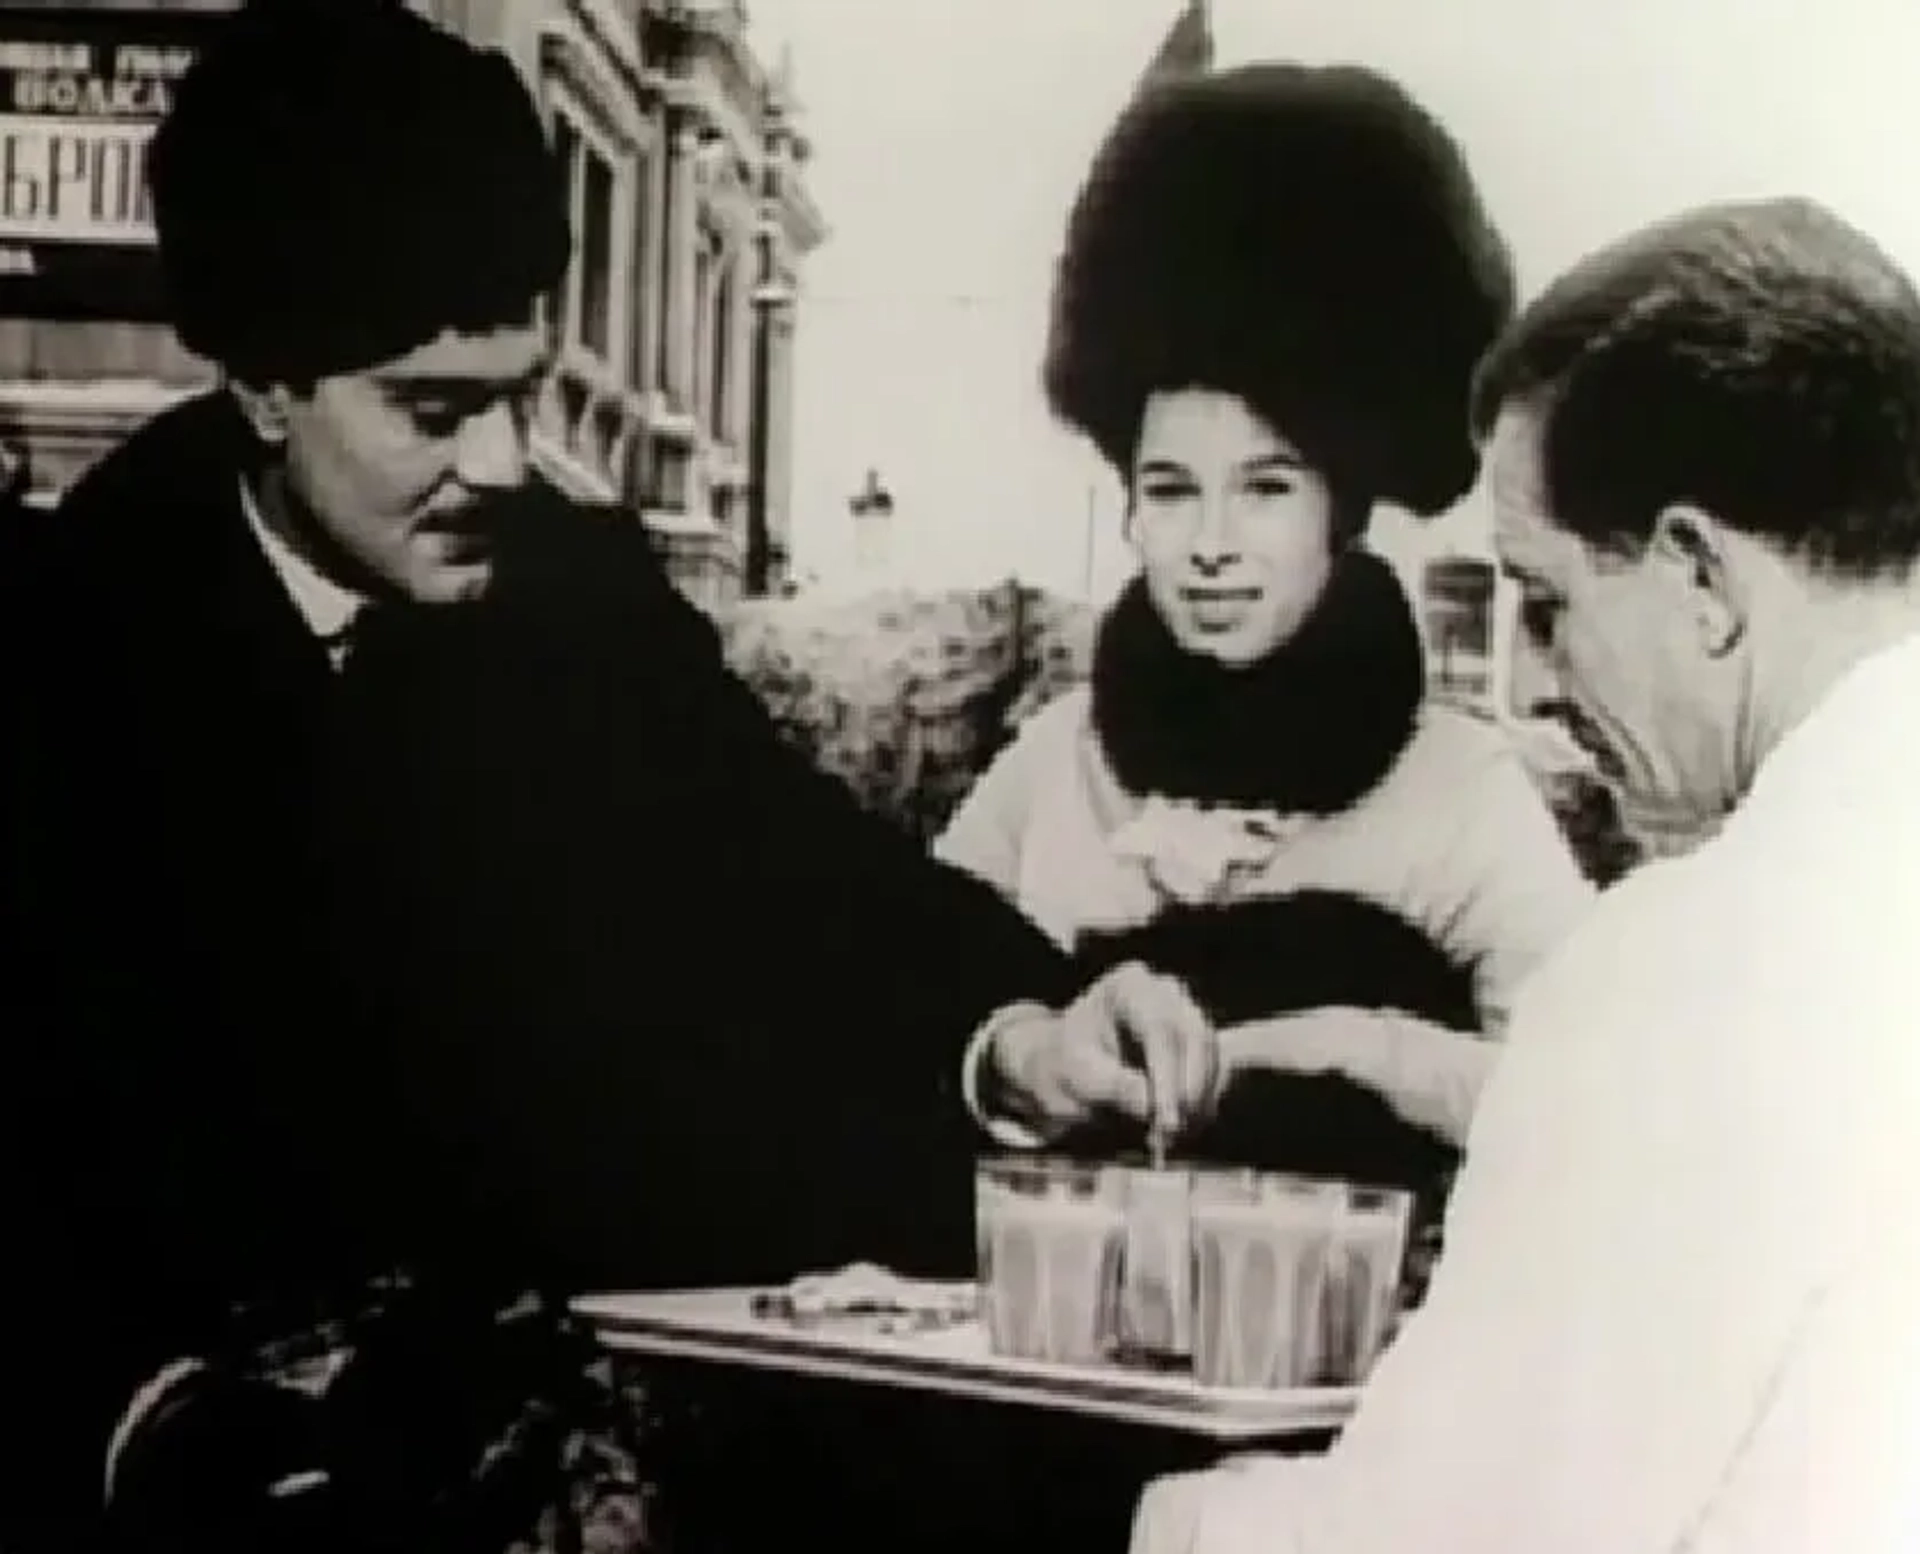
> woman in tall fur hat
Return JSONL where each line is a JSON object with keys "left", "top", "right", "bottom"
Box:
{"left": 939, "top": 64, "right": 1594, "bottom": 1213}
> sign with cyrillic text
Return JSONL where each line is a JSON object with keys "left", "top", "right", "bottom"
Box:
{"left": 0, "top": 11, "right": 226, "bottom": 320}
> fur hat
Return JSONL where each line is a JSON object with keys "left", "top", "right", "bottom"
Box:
{"left": 148, "top": 0, "right": 570, "bottom": 386}
{"left": 1044, "top": 62, "right": 1515, "bottom": 520}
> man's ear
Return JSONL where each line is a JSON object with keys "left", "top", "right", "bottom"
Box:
{"left": 1648, "top": 502, "right": 1744, "bottom": 657}
{"left": 227, "top": 378, "right": 293, "bottom": 448}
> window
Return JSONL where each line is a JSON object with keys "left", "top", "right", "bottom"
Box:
{"left": 694, "top": 217, "right": 733, "bottom": 438}
{"left": 710, "top": 257, "right": 735, "bottom": 437}
{"left": 692, "top": 227, "right": 712, "bottom": 375}
{"left": 652, "top": 440, "right": 691, "bottom": 510}
{"left": 629, "top": 146, "right": 654, "bottom": 392}
{"left": 578, "top": 148, "right": 614, "bottom": 359}
{"left": 654, "top": 147, "right": 680, "bottom": 394}
{"left": 549, "top": 94, "right": 629, "bottom": 371}
{"left": 552, "top": 112, "right": 578, "bottom": 172}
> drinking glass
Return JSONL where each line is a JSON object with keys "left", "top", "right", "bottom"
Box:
{"left": 1191, "top": 1169, "right": 1342, "bottom": 1389}
{"left": 1107, "top": 1162, "right": 1194, "bottom": 1367}
{"left": 975, "top": 1156, "right": 1125, "bottom": 1365}
{"left": 1315, "top": 1183, "right": 1415, "bottom": 1385}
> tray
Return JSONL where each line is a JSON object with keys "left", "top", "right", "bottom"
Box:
{"left": 573, "top": 1286, "right": 1359, "bottom": 1442}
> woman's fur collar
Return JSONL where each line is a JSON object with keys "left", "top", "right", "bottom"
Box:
{"left": 1090, "top": 549, "right": 1426, "bottom": 814}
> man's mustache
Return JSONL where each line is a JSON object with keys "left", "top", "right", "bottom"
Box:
{"left": 418, "top": 489, "right": 520, "bottom": 539}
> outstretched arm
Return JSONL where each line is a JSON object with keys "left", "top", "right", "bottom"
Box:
{"left": 1219, "top": 1008, "right": 1494, "bottom": 1148}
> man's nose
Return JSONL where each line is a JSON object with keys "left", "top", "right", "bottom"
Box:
{"left": 453, "top": 400, "right": 528, "bottom": 492}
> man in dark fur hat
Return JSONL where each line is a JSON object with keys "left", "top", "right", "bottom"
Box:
{"left": 0, "top": 3, "right": 1219, "bottom": 1548}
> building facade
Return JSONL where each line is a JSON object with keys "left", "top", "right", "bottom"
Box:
{"left": 0, "top": 0, "right": 823, "bottom": 610}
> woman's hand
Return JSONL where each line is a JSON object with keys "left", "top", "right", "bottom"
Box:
{"left": 983, "top": 963, "right": 1222, "bottom": 1143}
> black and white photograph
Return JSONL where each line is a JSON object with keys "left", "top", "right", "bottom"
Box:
{"left": 1, "top": 0, "right": 1915, "bottom": 1550}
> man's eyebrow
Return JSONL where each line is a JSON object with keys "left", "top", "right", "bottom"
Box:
{"left": 378, "top": 376, "right": 476, "bottom": 398}
{"left": 379, "top": 363, "right": 550, "bottom": 399}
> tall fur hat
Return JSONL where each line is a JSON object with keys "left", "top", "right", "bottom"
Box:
{"left": 148, "top": 0, "right": 571, "bottom": 386}
{"left": 1044, "top": 62, "right": 1515, "bottom": 520}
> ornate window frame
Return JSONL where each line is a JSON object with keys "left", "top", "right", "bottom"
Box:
{"left": 530, "top": 21, "right": 659, "bottom": 504}
{"left": 693, "top": 208, "right": 744, "bottom": 448}
{"left": 539, "top": 28, "right": 643, "bottom": 381}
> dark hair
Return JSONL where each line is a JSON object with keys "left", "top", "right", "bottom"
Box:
{"left": 1043, "top": 62, "right": 1514, "bottom": 535}
{"left": 148, "top": 0, "right": 572, "bottom": 387}
{"left": 1470, "top": 197, "right": 1920, "bottom": 579}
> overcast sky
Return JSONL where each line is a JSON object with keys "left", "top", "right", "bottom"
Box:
{"left": 747, "top": 0, "right": 1920, "bottom": 601}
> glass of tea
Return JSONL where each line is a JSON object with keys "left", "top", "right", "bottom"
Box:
{"left": 1315, "top": 1183, "right": 1415, "bottom": 1385}
{"left": 975, "top": 1156, "right": 1125, "bottom": 1366}
{"left": 1105, "top": 1161, "right": 1195, "bottom": 1368}
{"left": 1191, "top": 1169, "right": 1343, "bottom": 1390}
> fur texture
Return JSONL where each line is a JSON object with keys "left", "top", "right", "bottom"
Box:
{"left": 1065, "top": 891, "right": 1474, "bottom": 1193}
{"left": 1075, "top": 537, "right": 1466, "bottom": 1193}
{"left": 1090, "top": 549, "right": 1424, "bottom": 813}
{"left": 148, "top": 0, "right": 569, "bottom": 384}
{"left": 1044, "top": 62, "right": 1514, "bottom": 518}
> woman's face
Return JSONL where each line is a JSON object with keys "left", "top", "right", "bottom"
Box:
{"left": 1128, "top": 388, "right": 1338, "bottom": 666}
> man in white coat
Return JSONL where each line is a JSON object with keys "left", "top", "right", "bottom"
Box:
{"left": 1128, "top": 196, "right": 1920, "bottom": 1554}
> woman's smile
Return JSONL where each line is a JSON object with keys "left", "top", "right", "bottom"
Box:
{"left": 1180, "top": 584, "right": 1264, "bottom": 631}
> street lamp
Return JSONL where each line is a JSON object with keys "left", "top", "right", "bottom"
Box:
{"left": 848, "top": 469, "right": 893, "bottom": 518}
{"left": 847, "top": 468, "right": 894, "bottom": 577}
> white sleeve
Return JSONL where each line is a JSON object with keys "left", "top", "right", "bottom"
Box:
{"left": 959, "top": 1000, "right": 1055, "bottom": 1148}
{"left": 1131, "top": 1454, "right": 1328, "bottom": 1554}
